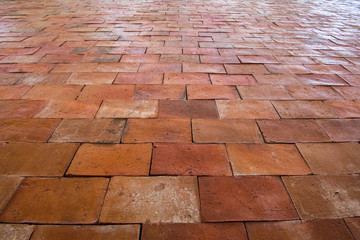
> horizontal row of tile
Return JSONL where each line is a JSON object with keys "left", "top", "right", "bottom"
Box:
{"left": 1, "top": 218, "right": 359, "bottom": 240}
{"left": 0, "top": 118, "right": 358, "bottom": 143}
{"left": 1, "top": 175, "right": 359, "bottom": 224}
{"left": 1, "top": 142, "right": 359, "bottom": 176}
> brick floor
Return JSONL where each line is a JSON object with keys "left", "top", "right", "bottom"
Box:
{"left": 0, "top": 0, "right": 359, "bottom": 238}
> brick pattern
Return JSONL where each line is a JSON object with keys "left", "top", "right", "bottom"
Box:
{"left": 0, "top": 0, "right": 359, "bottom": 238}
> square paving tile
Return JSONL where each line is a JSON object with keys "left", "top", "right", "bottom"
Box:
{"left": 100, "top": 176, "right": 200, "bottom": 223}
{"left": 67, "top": 143, "right": 152, "bottom": 176}
{"left": 0, "top": 177, "right": 109, "bottom": 224}
{"left": 199, "top": 176, "right": 299, "bottom": 221}
{"left": 283, "top": 175, "right": 360, "bottom": 219}
{"left": 96, "top": 100, "right": 158, "bottom": 118}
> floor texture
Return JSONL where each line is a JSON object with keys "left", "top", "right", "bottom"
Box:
{"left": 0, "top": 0, "right": 359, "bottom": 239}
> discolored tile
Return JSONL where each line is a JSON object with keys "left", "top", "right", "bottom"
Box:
{"left": 0, "top": 224, "right": 35, "bottom": 240}
{"left": 133, "top": 85, "right": 186, "bottom": 100}
{"left": 97, "top": 100, "right": 158, "bottom": 118}
{"left": 158, "top": 100, "right": 218, "bottom": 118}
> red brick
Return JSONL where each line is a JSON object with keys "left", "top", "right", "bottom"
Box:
{"left": 78, "top": 85, "right": 135, "bottom": 100}
{"left": 238, "top": 85, "right": 293, "bottom": 100}
{"left": 151, "top": 143, "right": 231, "bottom": 176}
{"left": 123, "top": 119, "right": 192, "bottom": 143}
{"left": 67, "top": 143, "right": 152, "bottom": 176}
{"left": 258, "top": 120, "right": 330, "bottom": 143}
{"left": 317, "top": 119, "right": 360, "bottom": 141}
{"left": 199, "top": 176, "right": 298, "bottom": 221}
{"left": 142, "top": 223, "right": 247, "bottom": 240}
{"left": 210, "top": 74, "right": 257, "bottom": 85}
{"left": 23, "top": 85, "right": 82, "bottom": 100}
{"left": 0, "top": 143, "right": 79, "bottom": 176}
{"left": 66, "top": 73, "right": 116, "bottom": 85}
{"left": 114, "top": 73, "right": 163, "bottom": 84}
{"left": 272, "top": 100, "right": 337, "bottom": 118}
{"left": 225, "top": 64, "right": 269, "bottom": 74}
{"left": 187, "top": 85, "right": 239, "bottom": 99}
{"left": 133, "top": 85, "right": 185, "bottom": 100}
{"left": 139, "top": 63, "right": 181, "bottom": 73}
{"left": 0, "top": 177, "right": 109, "bottom": 223}
{"left": 183, "top": 63, "right": 226, "bottom": 74}
{"left": 0, "top": 85, "right": 31, "bottom": 99}
{"left": 192, "top": 119, "right": 263, "bottom": 143}
{"left": 0, "top": 100, "right": 45, "bottom": 118}
{"left": 164, "top": 73, "right": 210, "bottom": 84}
{"left": 159, "top": 100, "right": 218, "bottom": 118}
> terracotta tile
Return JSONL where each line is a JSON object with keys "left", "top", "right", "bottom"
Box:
{"left": 258, "top": 120, "right": 330, "bottom": 143}
{"left": 97, "top": 100, "right": 158, "bottom": 118}
{"left": 16, "top": 73, "right": 70, "bottom": 85}
{"left": 0, "top": 100, "right": 45, "bottom": 118}
{"left": 254, "top": 74, "right": 301, "bottom": 85}
{"left": 210, "top": 74, "right": 257, "bottom": 85}
{"left": 276, "top": 56, "right": 315, "bottom": 64}
{"left": 139, "top": 63, "right": 181, "bottom": 73}
{"left": 340, "top": 74, "right": 360, "bottom": 86}
{"left": 123, "top": 119, "right": 191, "bottom": 143}
{"left": 0, "top": 119, "right": 60, "bottom": 142}
{"left": 298, "top": 74, "right": 348, "bottom": 85}
{"left": 23, "top": 85, "right": 82, "bottom": 100}
{"left": 31, "top": 225, "right": 140, "bottom": 240}
{"left": 151, "top": 143, "right": 231, "bottom": 176}
{"left": 272, "top": 100, "right": 337, "bottom": 118}
{"left": 183, "top": 47, "right": 219, "bottom": 55}
{"left": 67, "top": 143, "right": 151, "bottom": 176}
{"left": 9, "top": 63, "right": 55, "bottom": 73}
{"left": 216, "top": 100, "right": 279, "bottom": 119}
{"left": 0, "top": 73, "right": 23, "bottom": 85}
{"left": 66, "top": 73, "right": 116, "bottom": 85}
{"left": 344, "top": 218, "right": 360, "bottom": 240}
{"left": 49, "top": 119, "right": 125, "bottom": 143}
{"left": 164, "top": 73, "right": 210, "bottom": 84}
{"left": 0, "top": 177, "right": 109, "bottom": 223}
{"left": 239, "top": 55, "right": 278, "bottom": 63}
{"left": 114, "top": 73, "right": 163, "bottom": 84}
{"left": 199, "top": 42, "right": 233, "bottom": 48}
{"left": 192, "top": 119, "right": 263, "bottom": 143}
{"left": 201, "top": 55, "right": 239, "bottom": 64}
{"left": 133, "top": 85, "right": 185, "bottom": 100}
{"left": 0, "top": 224, "right": 35, "bottom": 240}
{"left": 227, "top": 144, "right": 311, "bottom": 175}
{"left": 81, "top": 54, "right": 121, "bottom": 63}
{"left": 187, "top": 85, "right": 239, "bottom": 100}
{"left": 286, "top": 85, "right": 343, "bottom": 100}
{"left": 246, "top": 219, "right": 353, "bottom": 240}
{"left": 0, "top": 85, "right": 31, "bottom": 99}
{"left": 100, "top": 176, "right": 200, "bottom": 223}
{"left": 334, "top": 86, "right": 360, "bottom": 100}
{"left": 121, "top": 54, "right": 159, "bottom": 63}
{"left": 199, "top": 176, "right": 298, "bottom": 221}
{"left": 265, "top": 64, "right": 311, "bottom": 74}
{"left": 147, "top": 47, "right": 182, "bottom": 55}
{"left": 109, "top": 47, "right": 146, "bottom": 55}
{"left": 183, "top": 63, "right": 226, "bottom": 74}
{"left": 142, "top": 223, "right": 247, "bottom": 240}
{"left": 237, "top": 85, "right": 293, "bottom": 100}
{"left": 296, "top": 142, "right": 360, "bottom": 174}
{"left": 0, "top": 143, "right": 79, "bottom": 176}
{"left": 34, "top": 100, "right": 101, "bottom": 118}
{"left": 0, "top": 176, "right": 22, "bottom": 213}
{"left": 78, "top": 85, "right": 134, "bottom": 100}
{"left": 324, "top": 100, "right": 360, "bottom": 118}
{"left": 96, "top": 63, "right": 139, "bottom": 72}
{"left": 283, "top": 175, "right": 360, "bottom": 219}
{"left": 305, "top": 64, "right": 350, "bottom": 74}
{"left": 40, "top": 54, "right": 82, "bottom": 63}
{"left": 52, "top": 63, "right": 98, "bottom": 73}
{"left": 160, "top": 54, "right": 199, "bottom": 63}
{"left": 159, "top": 100, "right": 218, "bottom": 118}
{"left": 317, "top": 119, "right": 360, "bottom": 141}
{"left": 225, "top": 64, "right": 270, "bottom": 74}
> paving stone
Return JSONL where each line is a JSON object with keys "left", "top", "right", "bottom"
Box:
{"left": 216, "top": 100, "right": 279, "bottom": 119}
{"left": 227, "top": 144, "right": 311, "bottom": 175}
{"left": 272, "top": 100, "right": 337, "bottom": 118}
{"left": 158, "top": 100, "right": 218, "bottom": 118}
{"left": 283, "top": 175, "right": 360, "bottom": 219}
{"left": 133, "top": 85, "right": 185, "bottom": 100}
{"left": 151, "top": 143, "right": 231, "bottom": 176}
{"left": 199, "top": 176, "right": 298, "bottom": 221}
{"left": 210, "top": 74, "right": 257, "bottom": 85}
{"left": 114, "top": 73, "right": 163, "bottom": 84}
{"left": 67, "top": 143, "right": 151, "bottom": 176}
{"left": 97, "top": 100, "right": 158, "bottom": 118}
{"left": 297, "top": 74, "right": 348, "bottom": 85}
{"left": 0, "top": 177, "right": 109, "bottom": 224}
{"left": 296, "top": 143, "right": 360, "bottom": 174}
{"left": 344, "top": 218, "right": 360, "bottom": 240}
{"left": 142, "top": 223, "right": 247, "bottom": 240}
{"left": 225, "top": 64, "right": 270, "bottom": 74}
{"left": 0, "top": 119, "right": 60, "bottom": 142}
{"left": 286, "top": 85, "right": 344, "bottom": 100}
{"left": 31, "top": 225, "right": 140, "bottom": 240}
{"left": 23, "top": 85, "right": 82, "bottom": 100}
{"left": 324, "top": 100, "right": 360, "bottom": 118}
{"left": 192, "top": 119, "right": 263, "bottom": 143}
{"left": 164, "top": 73, "right": 211, "bottom": 84}
{"left": 0, "top": 142, "right": 79, "bottom": 176}
{"left": 123, "top": 119, "right": 191, "bottom": 143}
{"left": 237, "top": 85, "right": 293, "bottom": 100}
{"left": 0, "top": 85, "right": 31, "bottom": 99}
{"left": 0, "top": 176, "right": 22, "bottom": 213}
{"left": 317, "top": 119, "right": 360, "bottom": 141}
{"left": 0, "top": 224, "right": 35, "bottom": 240}
{"left": 258, "top": 120, "right": 331, "bottom": 143}
{"left": 65, "top": 73, "right": 116, "bottom": 85}
{"left": 187, "top": 85, "right": 239, "bottom": 99}
{"left": 100, "top": 176, "right": 200, "bottom": 223}
{"left": 78, "top": 85, "right": 135, "bottom": 100}
{"left": 0, "top": 100, "right": 45, "bottom": 118}
{"left": 246, "top": 219, "right": 353, "bottom": 240}
{"left": 34, "top": 100, "right": 101, "bottom": 118}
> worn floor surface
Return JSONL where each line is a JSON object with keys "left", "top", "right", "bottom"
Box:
{"left": 0, "top": 0, "right": 359, "bottom": 239}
